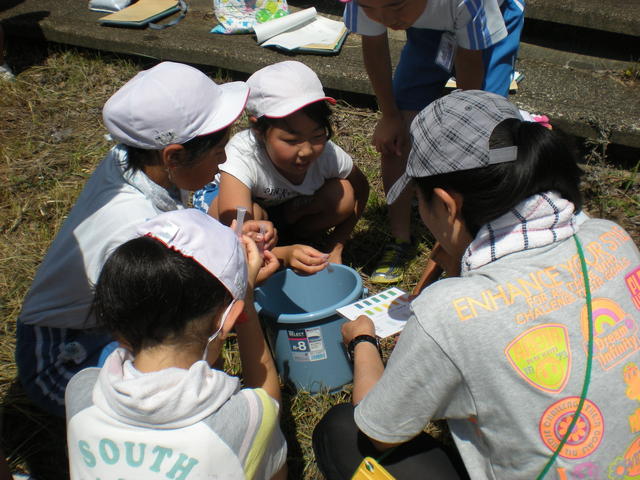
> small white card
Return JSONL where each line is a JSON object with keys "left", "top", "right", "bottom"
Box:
{"left": 435, "top": 32, "right": 456, "bottom": 72}
{"left": 336, "top": 287, "right": 412, "bottom": 338}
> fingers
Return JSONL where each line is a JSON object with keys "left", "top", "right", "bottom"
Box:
{"left": 241, "top": 235, "right": 262, "bottom": 285}
{"left": 289, "top": 245, "right": 329, "bottom": 274}
{"left": 242, "top": 220, "right": 277, "bottom": 251}
{"left": 256, "top": 250, "right": 280, "bottom": 285}
{"left": 341, "top": 315, "right": 376, "bottom": 344}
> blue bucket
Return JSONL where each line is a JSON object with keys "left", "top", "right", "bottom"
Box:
{"left": 254, "top": 265, "right": 364, "bottom": 393}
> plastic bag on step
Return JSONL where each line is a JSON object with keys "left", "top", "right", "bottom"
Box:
{"left": 211, "top": 0, "right": 288, "bottom": 34}
{"left": 89, "top": 0, "right": 132, "bottom": 13}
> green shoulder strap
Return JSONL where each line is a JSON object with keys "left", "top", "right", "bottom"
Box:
{"left": 537, "top": 235, "right": 594, "bottom": 479}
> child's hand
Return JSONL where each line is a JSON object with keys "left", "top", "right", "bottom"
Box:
{"left": 243, "top": 220, "right": 278, "bottom": 251}
{"left": 327, "top": 246, "right": 343, "bottom": 266}
{"left": 342, "top": 315, "right": 376, "bottom": 346}
{"left": 256, "top": 249, "right": 280, "bottom": 285}
{"left": 373, "top": 113, "right": 408, "bottom": 158}
{"left": 242, "top": 236, "right": 279, "bottom": 290}
{"left": 284, "top": 245, "right": 329, "bottom": 274}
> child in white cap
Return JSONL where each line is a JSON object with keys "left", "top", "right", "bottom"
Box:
{"left": 65, "top": 209, "right": 286, "bottom": 480}
{"left": 314, "top": 90, "right": 640, "bottom": 478}
{"left": 208, "top": 61, "right": 369, "bottom": 274}
{"left": 15, "top": 62, "right": 269, "bottom": 418}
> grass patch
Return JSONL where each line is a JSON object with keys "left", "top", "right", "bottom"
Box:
{"left": 1, "top": 41, "right": 638, "bottom": 478}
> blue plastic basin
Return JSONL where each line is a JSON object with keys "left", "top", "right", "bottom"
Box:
{"left": 255, "top": 265, "right": 363, "bottom": 393}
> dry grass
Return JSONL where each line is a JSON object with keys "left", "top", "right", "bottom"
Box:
{"left": 0, "top": 41, "right": 638, "bottom": 479}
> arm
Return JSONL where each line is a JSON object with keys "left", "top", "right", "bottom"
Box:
{"left": 215, "top": 172, "right": 255, "bottom": 226}
{"left": 216, "top": 172, "right": 278, "bottom": 251}
{"left": 326, "top": 165, "right": 370, "bottom": 264}
{"left": 237, "top": 238, "right": 281, "bottom": 403}
{"left": 237, "top": 296, "right": 281, "bottom": 403}
{"left": 362, "top": 34, "right": 408, "bottom": 157}
{"left": 454, "top": 47, "right": 484, "bottom": 90}
{"left": 342, "top": 316, "right": 384, "bottom": 405}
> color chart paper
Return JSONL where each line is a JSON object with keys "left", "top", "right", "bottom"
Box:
{"left": 336, "top": 287, "right": 411, "bottom": 338}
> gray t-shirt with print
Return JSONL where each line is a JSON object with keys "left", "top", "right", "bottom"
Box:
{"left": 356, "top": 218, "right": 640, "bottom": 479}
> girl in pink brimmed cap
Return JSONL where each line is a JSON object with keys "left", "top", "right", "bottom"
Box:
{"left": 205, "top": 61, "right": 370, "bottom": 274}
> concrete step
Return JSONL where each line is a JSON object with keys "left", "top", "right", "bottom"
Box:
{"left": 1, "top": 0, "right": 638, "bottom": 156}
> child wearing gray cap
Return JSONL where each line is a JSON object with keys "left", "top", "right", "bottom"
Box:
{"left": 314, "top": 90, "right": 640, "bottom": 479}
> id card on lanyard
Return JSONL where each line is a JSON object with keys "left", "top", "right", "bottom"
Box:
{"left": 435, "top": 32, "right": 457, "bottom": 72}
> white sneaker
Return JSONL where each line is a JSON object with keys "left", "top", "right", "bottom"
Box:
{"left": 0, "top": 62, "right": 15, "bottom": 81}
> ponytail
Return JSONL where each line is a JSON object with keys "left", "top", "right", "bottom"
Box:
{"left": 415, "top": 119, "right": 583, "bottom": 236}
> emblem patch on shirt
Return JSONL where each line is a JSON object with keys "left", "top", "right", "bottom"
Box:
{"left": 581, "top": 298, "right": 640, "bottom": 371}
{"left": 608, "top": 437, "right": 640, "bottom": 479}
{"left": 505, "top": 324, "right": 571, "bottom": 393}
{"left": 625, "top": 266, "right": 640, "bottom": 311}
{"left": 539, "top": 397, "right": 604, "bottom": 459}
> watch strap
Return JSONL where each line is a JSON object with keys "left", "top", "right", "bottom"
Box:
{"left": 348, "top": 334, "right": 380, "bottom": 362}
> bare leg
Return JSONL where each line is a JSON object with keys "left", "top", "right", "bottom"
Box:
{"left": 283, "top": 178, "right": 355, "bottom": 237}
{"left": 382, "top": 110, "right": 419, "bottom": 243}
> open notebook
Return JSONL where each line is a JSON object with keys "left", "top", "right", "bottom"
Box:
{"left": 253, "top": 7, "right": 348, "bottom": 55}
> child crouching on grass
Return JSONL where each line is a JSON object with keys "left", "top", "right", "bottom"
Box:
{"left": 65, "top": 209, "right": 287, "bottom": 480}
{"left": 209, "top": 61, "right": 370, "bottom": 274}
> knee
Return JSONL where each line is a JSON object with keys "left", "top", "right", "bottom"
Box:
{"left": 315, "top": 179, "right": 356, "bottom": 220}
{"left": 313, "top": 403, "right": 356, "bottom": 447}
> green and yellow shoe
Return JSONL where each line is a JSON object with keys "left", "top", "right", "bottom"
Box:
{"left": 370, "top": 238, "right": 414, "bottom": 284}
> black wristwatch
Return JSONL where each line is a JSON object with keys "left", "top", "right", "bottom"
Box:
{"left": 347, "top": 335, "right": 380, "bottom": 362}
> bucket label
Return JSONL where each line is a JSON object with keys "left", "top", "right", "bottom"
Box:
{"left": 287, "top": 327, "right": 327, "bottom": 362}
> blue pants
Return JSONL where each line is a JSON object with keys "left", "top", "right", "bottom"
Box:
{"left": 393, "top": 0, "right": 525, "bottom": 111}
{"left": 15, "top": 322, "right": 112, "bottom": 417}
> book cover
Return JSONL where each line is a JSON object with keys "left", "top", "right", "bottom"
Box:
{"left": 99, "top": 0, "right": 180, "bottom": 27}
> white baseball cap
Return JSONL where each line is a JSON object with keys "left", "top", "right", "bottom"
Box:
{"left": 135, "top": 209, "right": 247, "bottom": 301}
{"left": 246, "top": 61, "right": 336, "bottom": 118}
{"left": 103, "top": 62, "right": 249, "bottom": 149}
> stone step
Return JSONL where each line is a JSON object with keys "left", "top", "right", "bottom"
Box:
{"left": 1, "top": 0, "right": 638, "bottom": 157}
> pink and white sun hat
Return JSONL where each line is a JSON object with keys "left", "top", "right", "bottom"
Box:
{"left": 246, "top": 61, "right": 336, "bottom": 118}
{"left": 135, "top": 209, "right": 247, "bottom": 301}
{"left": 103, "top": 62, "right": 249, "bottom": 150}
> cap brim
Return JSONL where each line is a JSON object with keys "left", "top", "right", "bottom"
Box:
{"left": 386, "top": 173, "right": 413, "bottom": 205}
{"left": 264, "top": 96, "right": 336, "bottom": 119}
{"left": 196, "top": 81, "right": 249, "bottom": 136}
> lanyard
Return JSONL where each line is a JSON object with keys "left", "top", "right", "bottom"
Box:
{"left": 537, "top": 235, "right": 594, "bottom": 479}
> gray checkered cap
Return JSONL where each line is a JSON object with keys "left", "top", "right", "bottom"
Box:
{"left": 387, "top": 90, "right": 523, "bottom": 204}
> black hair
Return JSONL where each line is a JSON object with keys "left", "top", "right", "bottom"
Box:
{"left": 92, "top": 236, "right": 231, "bottom": 353}
{"left": 125, "top": 127, "right": 230, "bottom": 172}
{"left": 415, "top": 119, "right": 583, "bottom": 237}
{"left": 252, "top": 100, "right": 334, "bottom": 139}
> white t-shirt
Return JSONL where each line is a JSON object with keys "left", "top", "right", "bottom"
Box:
{"left": 344, "top": 0, "right": 509, "bottom": 50}
{"left": 219, "top": 129, "right": 354, "bottom": 207}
